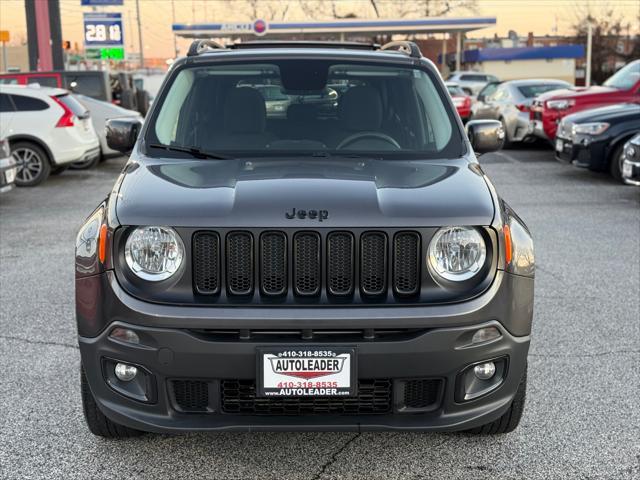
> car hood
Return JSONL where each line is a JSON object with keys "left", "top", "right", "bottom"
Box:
{"left": 564, "top": 103, "right": 640, "bottom": 123}
{"left": 114, "top": 155, "right": 495, "bottom": 228}
{"left": 538, "top": 85, "right": 617, "bottom": 103}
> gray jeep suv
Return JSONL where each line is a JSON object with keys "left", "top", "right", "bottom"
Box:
{"left": 76, "top": 40, "right": 534, "bottom": 437}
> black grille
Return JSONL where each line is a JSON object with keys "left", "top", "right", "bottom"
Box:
{"left": 293, "top": 232, "right": 321, "bottom": 296}
{"left": 193, "top": 232, "right": 220, "bottom": 295}
{"left": 260, "top": 232, "right": 287, "bottom": 295}
{"left": 221, "top": 379, "right": 392, "bottom": 415}
{"left": 192, "top": 229, "right": 423, "bottom": 302}
{"left": 360, "top": 232, "right": 387, "bottom": 296}
{"left": 226, "top": 232, "right": 253, "bottom": 295}
{"left": 393, "top": 232, "right": 420, "bottom": 296}
{"left": 172, "top": 380, "right": 209, "bottom": 412}
{"left": 327, "top": 232, "right": 354, "bottom": 295}
{"left": 403, "top": 379, "right": 442, "bottom": 410}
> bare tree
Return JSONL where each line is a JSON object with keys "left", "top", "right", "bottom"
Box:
{"left": 370, "top": 0, "right": 478, "bottom": 18}
{"left": 573, "top": 7, "right": 639, "bottom": 84}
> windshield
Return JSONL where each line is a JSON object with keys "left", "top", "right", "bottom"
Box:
{"left": 603, "top": 60, "right": 640, "bottom": 90}
{"left": 446, "top": 84, "right": 466, "bottom": 96}
{"left": 147, "top": 59, "right": 462, "bottom": 159}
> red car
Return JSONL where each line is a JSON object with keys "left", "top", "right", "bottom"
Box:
{"left": 530, "top": 60, "right": 640, "bottom": 140}
{"left": 446, "top": 82, "right": 472, "bottom": 122}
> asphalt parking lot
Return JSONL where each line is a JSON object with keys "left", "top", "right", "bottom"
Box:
{"left": 1, "top": 146, "right": 638, "bottom": 480}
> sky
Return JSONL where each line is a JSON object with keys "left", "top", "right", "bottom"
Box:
{"left": 0, "top": 0, "right": 638, "bottom": 59}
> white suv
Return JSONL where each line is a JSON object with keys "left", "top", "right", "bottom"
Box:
{"left": 446, "top": 72, "right": 500, "bottom": 97}
{"left": 0, "top": 85, "right": 100, "bottom": 186}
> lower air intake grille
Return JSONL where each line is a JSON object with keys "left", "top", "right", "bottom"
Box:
{"left": 360, "top": 232, "right": 387, "bottom": 296}
{"left": 226, "top": 232, "right": 253, "bottom": 295}
{"left": 293, "top": 232, "right": 321, "bottom": 296}
{"left": 393, "top": 232, "right": 420, "bottom": 296}
{"left": 403, "top": 379, "right": 442, "bottom": 410}
{"left": 172, "top": 380, "right": 209, "bottom": 412}
{"left": 221, "top": 379, "right": 392, "bottom": 415}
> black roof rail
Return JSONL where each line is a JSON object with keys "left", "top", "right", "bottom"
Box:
{"left": 230, "top": 40, "right": 380, "bottom": 51}
{"left": 187, "top": 39, "right": 227, "bottom": 56}
{"left": 380, "top": 41, "right": 422, "bottom": 59}
{"left": 186, "top": 39, "right": 422, "bottom": 58}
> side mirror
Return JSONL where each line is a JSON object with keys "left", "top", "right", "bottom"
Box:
{"left": 106, "top": 117, "right": 143, "bottom": 153}
{"left": 466, "top": 119, "right": 504, "bottom": 154}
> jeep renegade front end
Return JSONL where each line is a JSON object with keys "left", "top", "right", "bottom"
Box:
{"left": 76, "top": 41, "right": 534, "bottom": 437}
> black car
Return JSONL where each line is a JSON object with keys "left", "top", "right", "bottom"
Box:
{"left": 621, "top": 133, "right": 640, "bottom": 186}
{"left": 76, "top": 40, "right": 534, "bottom": 437}
{"left": 555, "top": 103, "right": 640, "bottom": 182}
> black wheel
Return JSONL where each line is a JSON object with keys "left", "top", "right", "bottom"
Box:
{"left": 500, "top": 118, "right": 513, "bottom": 148}
{"left": 50, "top": 165, "right": 69, "bottom": 175}
{"left": 81, "top": 366, "right": 144, "bottom": 438}
{"left": 11, "top": 141, "right": 51, "bottom": 187}
{"left": 464, "top": 365, "right": 527, "bottom": 435}
{"left": 609, "top": 144, "right": 625, "bottom": 183}
{"left": 136, "top": 89, "right": 150, "bottom": 116}
{"left": 70, "top": 154, "right": 100, "bottom": 170}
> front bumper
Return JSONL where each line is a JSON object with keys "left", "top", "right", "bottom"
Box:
{"left": 77, "top": 270, "right": 533, "bottom": 432}
{"left": 0, "top": 155, "right": 18, "bottom": 193}
{"left": 554, "top": 136, "right": 606, "bottom": 170}
{"left": 622, "top": 157, "right": 640, "bottom": 186}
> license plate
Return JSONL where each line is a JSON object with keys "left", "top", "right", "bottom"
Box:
{"left": 555, "top": 138, "right": 564, "bottom": 152}
{"left": 622, "top": 162, "right": 633, "bottom": 178}
{"left": 257, "top": 347, "right": 356, "bottom": 397}
{"left": 5, "top": 167, "right": 16, "bottom": 184}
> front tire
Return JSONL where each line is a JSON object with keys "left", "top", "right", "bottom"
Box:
{"left": 464, "top": 365, "right": 527, "bottom": 435}
{"left": 500, "top": 118, "right": 513, "bottom": 148}
{"left": 70, "top": 154, "right": 100, "bottom": 170}
{"left": 609, "top": 145, "right": 625, "bottom": 183}
{"left": 81, "top": 366, "right": 144, "bottom": 438}
{"left": 11, "top": 141, "right": 51, "bottom": 187}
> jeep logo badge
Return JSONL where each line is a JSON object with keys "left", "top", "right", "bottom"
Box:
{"left": 285, "top": 208, "right": 329, "bottom": 222}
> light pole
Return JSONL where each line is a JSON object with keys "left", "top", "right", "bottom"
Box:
{"left": 135, "top": 0, "right": 144, "bottom": 70}
{"left": 585, "top": 21, "right": 593, "bottom": 87}
{"left": 171, "top": 0, "right": 178, "bottom": 59}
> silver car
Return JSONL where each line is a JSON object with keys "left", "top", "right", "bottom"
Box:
{"left": 73, "top": 94, "right": 142, "bottom": 168}
{"left": 473, "top": 79, "right": 571, "bottom": 145}
{"left": 446, "top": 71, "right": 499, "bottom": 96}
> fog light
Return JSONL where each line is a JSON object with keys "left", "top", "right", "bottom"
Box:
{"left": 474, "top": 362, "right": 496, "bottom": 380}
{"left": 109, "top": 327, "right": 140, "bottom": 344}
{"left": 471, "top": 327, "right": 501, "bottom": 344}
{"left": 114, "top": 363, "right": 138, "bottom": 382}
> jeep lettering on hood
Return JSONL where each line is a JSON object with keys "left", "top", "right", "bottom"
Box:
{"left": 285, "top": 208, "right": 329, "bottom": 221}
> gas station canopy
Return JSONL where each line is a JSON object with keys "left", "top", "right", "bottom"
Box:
{"left": 172, "top": 17, "right": 497, "bottom": 39}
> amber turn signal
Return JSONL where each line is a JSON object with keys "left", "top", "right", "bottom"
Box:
{"left": 503, "top": 224, "right": 512, "bottom": 265}
{"left": 98, "top": 224, "right": 108, "bottom": 263}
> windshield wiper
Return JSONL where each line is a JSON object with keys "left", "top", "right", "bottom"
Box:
{"left": 147, "top": 143, "right": 231, "bottom": 160}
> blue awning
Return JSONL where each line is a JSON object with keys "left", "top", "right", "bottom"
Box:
{"left": 462, "top": 45, "right": 585, "bottom": 62}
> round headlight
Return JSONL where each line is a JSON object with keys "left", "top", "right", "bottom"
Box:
{"left": 125, "top": 226, "right": 184, "bottom": 281}
{"left": 428, "top": 226, "right": 487, "bottom": 282}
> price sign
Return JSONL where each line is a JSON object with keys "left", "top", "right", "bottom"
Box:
{"left": 83, "top": 12, "right": 124, "bottom": 47}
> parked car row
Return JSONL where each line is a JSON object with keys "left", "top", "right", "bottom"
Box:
{"left": 0, "top": 70, "right": 151, "bottom": 116}
{"left": 448, "top": 60, "right": 639, "bottom": 184}
{"left": 0, "top": 83, "right": 141, "bottom": 189}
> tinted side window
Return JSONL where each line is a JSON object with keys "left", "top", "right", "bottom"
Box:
{"left": 26, "top": 76, "right": 59, "bottom": 88}
{"left": 10, "top": 94, "right": 49, "bottom": 111}
{"left": 0, "top": 94, "right": 14, "bottom": 112}
{"left": 65, "top": 75, "right": 105, "bottom": 99}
